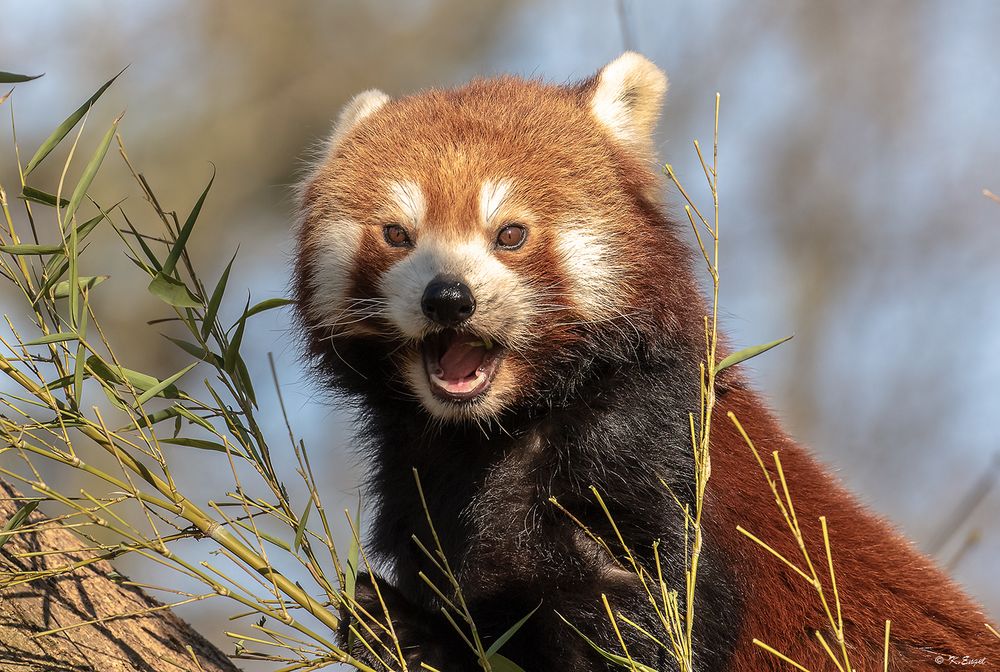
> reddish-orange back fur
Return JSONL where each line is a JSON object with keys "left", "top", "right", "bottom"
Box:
{"left": 709, "top": 389, "right": 998, "bottom": 669}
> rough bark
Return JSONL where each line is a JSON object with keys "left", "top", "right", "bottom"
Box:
{"left": 0, "top": 479, "right": 240, "bottom": 672}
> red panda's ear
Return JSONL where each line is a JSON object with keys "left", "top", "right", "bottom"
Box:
{"left": 327, "top": 89, "right": 390, "bottom": 149}
{"left": 586, "top": 52, "right": 668, "bottom": 155}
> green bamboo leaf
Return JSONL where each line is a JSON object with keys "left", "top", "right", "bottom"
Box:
{"left": 161, "top": 169, "right": 215, "bottom": 277}
{"left": 64, "top": 111, "right": 123, "bottom": 227}
{"left": 0, "top": 501, "right": 40, "bottom": 551}
{"left": 72, "top": 319, "right": 87, "bottom": 405}
{"left": 488, "top": 654, "right": 529, "bottom": 672}
{"left": 147, "top": 273, "right": 202, "bottom": 307}
{"left": 51, "top": 275, "right": 108, "bottom": 298}
{"left": 224, "top": 296, "right": 251, "bottom": 374}
{"left": 556, "top": 612, "right": 657, "bottom": 672}
{"left": 63, "top": 112, "right": 121, "bottom": 326}
{"left": 42, "top": 212, "right": 106, "bottom": 281}
{"left": 120, "top": 211, "right": 162, "bottom": 273}
{"left": 43, "top": 374, "right": 76, "bottom": 391}
{"left": 38, "top": 259, "right": 69, "bottom": 300}
{"left": 145, "top": 170, "right": 213, "bottom": 307}
{"left": 23, "top": 332, "right": 77, "bottom": 346}
{"left": 20, "top": 186, "right": 68, "bottom": 208}
{"left": 244, "top": 297, "right": 295, "bottom": 320}
{"left": 24, "top": 67, "right": 125, "bottom": 176}
{"left": 293, "top": 497, "right": 313, "bottom": 552}
{"left": 0, "top": 71, "right": 43, "bottom": 83}
{"left": 162, "top": 335, "right": 222, "bottom": 365}
{"left": 86, "top": 355, "right": 179, "bottom": 398}
{"left": 713, "top": 335, "right": 794, "bottom": 375}
{"left": 135, "top": 362, "right": 196, "bottom": 405}
{"left": 159, "top": 437, "right": 234, "bottom": 454}
{"left": 101, "top": 384, "right": 129, "bottom": 411}
{"left": 127, "top": 405, "right": 181, "bottom": 430}
{"left": 234, "top": 358, "right": 257, "bottom": 407}
{"left": 127, "top": 404, "right": 214, "bottom": 433}
{"left": 175, "top": 405, "right": 216, "bottom": 432}
{"left": 486, "top": 602, "right": 542, "bottom": 657}
{"left": 202, "top": 251, "right": 237, "bottom": 339}
{"left": 0, "top": 243, "right": 64, "bottom": 255}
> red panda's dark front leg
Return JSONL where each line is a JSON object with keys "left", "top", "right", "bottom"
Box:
{"left": 543, "top": 574, "right": 675, "bottom": 671}
{"left": 343, "top": 572, "right": 477, "bottom": 671}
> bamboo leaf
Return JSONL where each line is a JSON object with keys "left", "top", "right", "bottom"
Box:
{"left": 202, "top": 251, "right": 237, "bottom": 339}
{"left": 158, "top": 437, "right": 235, "bottom": 455}
{"left": 72, "top": 329, "right": 87, "bottom": 405}
{"left": 556, "top": 612, "right": 658, "bottom": 672}
{"left": 120, "top": 211, "right": 162, "bottom": 273}
{"left": 86, "top": 355, "right": 180, "bottom": 398}
{"left": 0, "top": 71, "right": 43, "bottom": 83}
{"left": 51, "top": 275, "right": 108, "bottom": 298}
{"left": 486, "top": 602, "right": 541, "bottom": 657}
{"left": 293, "top": 497, "right": 313, "bottom": 552}
{"left": 24, "top": 67, "right": 125, "bottom": 176}
{"left": 63, "top": 111, "right": 123, "bottom": 227}
{"left": 223, "top": 296, "right": 251, "bottom": 374}
{"left": 233, "top": 358, "right": 257, "bottom": 407}
{"left": 173, "top": 404, "right": 215, "bottom": 432}
{"left": 42, "top": 212, "right": 107, "bottom": 281}
{"left": 135, "top": 362, "right": 197, "bottom": 405}
{"left": 20, "top": 186, "right": 68, "bottom": 208}
{"left": 1, "top": 243, "right": 64, "bottom": 255}
{"left": 0, "top": 501, "right": 40, "bottom": 551}
{"left": 23, "top": 332, "right": 77, "bottom": 346}
{"left": 147, "top": 273, "right": 202, "bottom": 307}
{"left": 244, "top": 297, "right": 295, "bottom": 320}
{"left": 125, "top": 405, "right": 184, "bottom": 431}
{"left": 488, "top": 654, "right": 529, "bottom": 672}
{"left": 162, "top": 335, "right": 222, "bottom": 366}
{"left": 714, "top": 335, "right": 794, "bottom": 375}
{"left": 160, "top": 169, "right": 214, "bottom": 277}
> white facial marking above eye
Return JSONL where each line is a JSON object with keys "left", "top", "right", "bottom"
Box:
{"left": 479, "top": 179, "right": 513, "bottom": 226}
{"left": 388, "top": 180, "right": 426, "bottom": 228}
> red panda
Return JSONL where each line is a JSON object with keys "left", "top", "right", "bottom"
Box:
{"left": 293, "top": 53, "right": 999, "bottom": 671}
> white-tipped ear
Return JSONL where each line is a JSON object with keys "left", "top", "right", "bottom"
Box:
{"left": 327, "top": 89, "right": 390, "bottom": 148}
{"left": 588, "top": 52, "right": 668, "bottom": 153}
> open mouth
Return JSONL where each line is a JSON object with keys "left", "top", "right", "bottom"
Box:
{"left": 422, "top": 330, "right": 504, "bottom": 402}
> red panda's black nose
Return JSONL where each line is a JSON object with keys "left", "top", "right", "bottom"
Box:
{"left": 421, "top": 275, "right": 476, "bottom": 327}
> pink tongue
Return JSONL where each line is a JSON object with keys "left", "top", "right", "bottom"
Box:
{"left": 439, "top": 339, "right": 487, "bottom": 381}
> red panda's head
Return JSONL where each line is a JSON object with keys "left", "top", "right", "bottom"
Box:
{"left": 295, "top": 53, "right": 700, "bottom": 423}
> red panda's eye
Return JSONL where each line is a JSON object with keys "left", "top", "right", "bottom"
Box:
{"left": 383, "top": 224, "right": 412, "bottom": 248}
{"left": 496, "top": 223, "right": 527, "bottom": 250}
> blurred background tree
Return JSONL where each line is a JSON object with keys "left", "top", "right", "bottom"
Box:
{"left": 2, "top": 0, "right": 998, "bottom": 659}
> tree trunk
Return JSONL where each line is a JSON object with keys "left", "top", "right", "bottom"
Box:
{"left": 0, "top": 480, "right": 240, "bottom": 672}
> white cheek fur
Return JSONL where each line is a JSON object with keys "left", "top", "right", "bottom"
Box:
{"left": 555, "top": 226, "right": 623, "bottom": 320}
{"left": 304, "top": 215, "right": 370, "bottom": 335}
